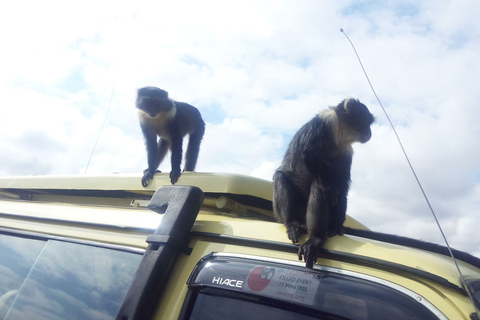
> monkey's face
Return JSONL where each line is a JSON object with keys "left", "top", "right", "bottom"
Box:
{"left": 346, "top": 114, "right": 373, "bottom": 144}
{"left": 356, "top": 126, "right": 372, "bottom": 143}
{"left": 338, "top": 99, "right": 374, "bottom": 144}
{"left": 340, "top": 122, "right": 372, "bottom": 144}
{"left": 137, "top": 97, "right": 174, "bottom": 118}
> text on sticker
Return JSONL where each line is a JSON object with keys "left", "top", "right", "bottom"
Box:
{"left": 212, "top": 277, "right": 244, "bottom": 288}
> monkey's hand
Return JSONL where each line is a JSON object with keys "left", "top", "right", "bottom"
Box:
{"left": 170, "top": 169, "right": 181, "bottom": 185}
{"left": 286, "top": 222, "right": 307, "bottom": 244}
{"left": 320, "top": 186, "right": 338, "bottom": 206}
{"left": 298, "top": 237, "right": 326, "bottom": 269}
{"left": 141, "top": 170, "right": 160, "bottom": 187}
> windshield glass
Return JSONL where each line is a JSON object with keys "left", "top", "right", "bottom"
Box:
{"left": 0, "top": 235, "right": 141, "bottom": 320}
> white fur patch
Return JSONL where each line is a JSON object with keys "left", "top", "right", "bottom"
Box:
{"left": 318, "top": 108, "right": 354, "bottom": 154}
{"left": 318, "top": 108, "right": 338, "bottom": 124}
{"left": 318, "top": 108, "right": 339, "bottom": 143}
{"left": 138, "top": 101, "right": 177, "bottom": 138}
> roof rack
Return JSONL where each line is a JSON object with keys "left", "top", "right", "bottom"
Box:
{"left": 345, "top": 227, "right": 480, "bottom": 270}
{"left": 116, "top": 185, "right": 205, "bottom": 320}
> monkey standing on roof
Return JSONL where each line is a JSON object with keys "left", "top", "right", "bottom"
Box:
{"left": 136, "top": 87, "right": 205, "bottom": 187}
{"left": 273, "top": 98, "right": 374, "bottom": 268}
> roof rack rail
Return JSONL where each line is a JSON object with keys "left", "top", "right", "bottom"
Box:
{"left": 344, "top": 227, "right": 480, "bottom": 269}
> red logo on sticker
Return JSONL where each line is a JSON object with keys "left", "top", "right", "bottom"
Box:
{"left": 247, "top": 266, "right": 275, "bottom": 292}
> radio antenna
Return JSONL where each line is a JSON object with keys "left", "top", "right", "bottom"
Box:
{"left": 84, "top": 82, "right": 116, "bottom": 174}
{"left": 340, "top": 28, "right": 477, "bottom": 314}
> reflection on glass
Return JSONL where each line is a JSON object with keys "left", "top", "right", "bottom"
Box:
{"left": 0, "top": 235, "right": 46, "bottom": 319}
{"left": 3, "top": 240, "right": 141, "bottom": 320}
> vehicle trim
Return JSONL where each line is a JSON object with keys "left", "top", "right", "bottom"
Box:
{"left": 0, "top": 211, "right": 157, "bottom": 234}
{"left": 0, "top": 226, "right": 145, "bottom": 254}
{"left": 345, "top": 227, "right": 480, "bottom": 269}
{"left": 212, "top": 252, "right": 449, "bottom": 320}
{"left": 192, "top": 231, "right": 467, "bottom": 295}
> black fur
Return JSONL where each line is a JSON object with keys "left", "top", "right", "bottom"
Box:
{"left": 137, "top": 87, "right": 205, "bottom": 186}
{"left": 273, "top": 98, "right": 374, "bottom": 268}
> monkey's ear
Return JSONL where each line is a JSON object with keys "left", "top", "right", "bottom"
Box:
{"left": 336, "top": 98, "right": 351, "bottom": 116}
{"left": 343, "top": 98, "right": 351, "bottom": 112}
{"left": 343, "top": 97, "right": 360, "bottom": 113}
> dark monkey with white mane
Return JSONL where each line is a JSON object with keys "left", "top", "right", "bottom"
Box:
{"left": 136, "top": 87, "right": 205, "bottom": 187}
{"left": 273, "top": 98, "right": 374, "bottom": 268}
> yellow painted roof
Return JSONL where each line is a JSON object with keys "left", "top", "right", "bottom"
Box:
{"left": 0, "top": 172, "right": 272, "bottom": 199}
{"left": 0, "top": 173, "right": 479, "bottom": 291}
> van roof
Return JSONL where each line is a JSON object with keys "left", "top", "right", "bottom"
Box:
{"left": 0, "top": 172, "right": 272, "bottom": 199}
{"left": 1, "top": 172, "right": 479, "bottom": 294}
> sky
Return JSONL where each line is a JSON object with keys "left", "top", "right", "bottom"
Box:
{"left": 0, "top": 0, "right": 479, "bottom": 257}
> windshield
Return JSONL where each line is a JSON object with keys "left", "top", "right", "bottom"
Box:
{"left": 0, "top": 234, "right": 142, "bottom": 320}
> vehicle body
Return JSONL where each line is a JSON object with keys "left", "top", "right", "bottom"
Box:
{"left": 0, "top": 173, "right": 479, "bottom": 319}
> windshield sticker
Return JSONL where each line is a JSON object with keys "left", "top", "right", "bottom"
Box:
{"left": 245, "top": 266, "right": 321, "bottom": 305}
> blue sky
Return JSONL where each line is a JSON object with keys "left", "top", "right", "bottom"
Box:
{"left": 0, "top": 0, "right": 479, "bottom": 256}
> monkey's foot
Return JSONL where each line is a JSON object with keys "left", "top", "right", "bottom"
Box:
{"left": 298, "top": 237, "right": 326, "bottom": 269}
{"left": 170, "top": 169, "right": 181, "bottom": 185}
{"left": 141, "top": 170, "right": 159, "bottom": 187}
{"left": 286, "top": 222, "right": 307, "bottom": 244}
{"left": 327, "top": 225, "right": 345, "bottom": 237}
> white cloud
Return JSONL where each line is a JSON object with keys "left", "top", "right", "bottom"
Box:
{"left": 196, "top": 118, "right": 283, "bottom": 176}
{"left": 0, "top": 1, "right": 479, "bottom": 258}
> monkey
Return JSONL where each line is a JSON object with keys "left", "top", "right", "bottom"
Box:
{"left": 273, "top": 98, "right": 374, "bottom": 268}
{"left": 136, "top": 86, "right": 205, "bottom": 187}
